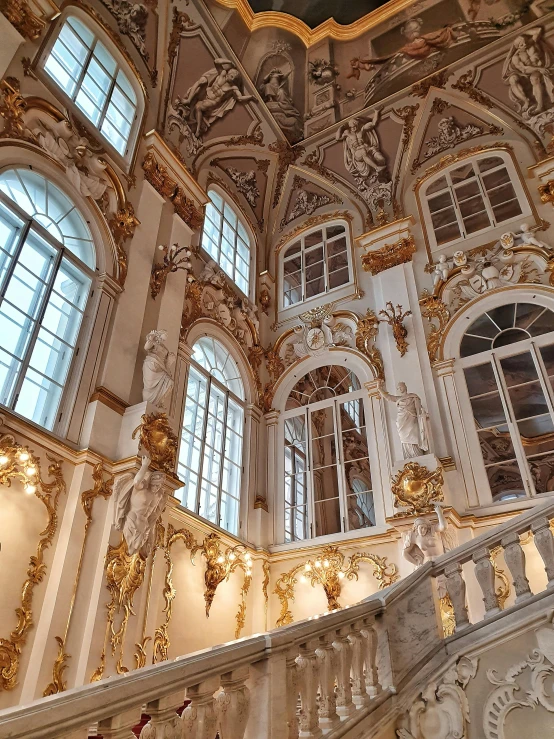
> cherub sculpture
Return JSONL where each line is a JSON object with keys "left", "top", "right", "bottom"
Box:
{"left": 113, "top": 455, "right": 166, "bottom": 557}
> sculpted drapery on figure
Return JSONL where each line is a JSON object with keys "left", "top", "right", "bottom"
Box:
{"left": 113, "top": 455, "right": 166, "bottom": 557}
{"left": 336, "top": 110, "right": 387, "bottom": 184}
{"left": 259, "top": 68, "right": 302, "bottom": 142}
{"left": 378, "top": 381, "right": 431, "bottom": 458}
{"left": 142, "top": 329, "right": 175, "bottom": 410}
{"left": 503, "top": 27, "right": 554, "bottom": 117}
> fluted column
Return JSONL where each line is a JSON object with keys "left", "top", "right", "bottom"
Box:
{"left": 332, "top": 627, "right": 354, "bottom": 719}
{"left": 216, "top": 667, "right": 251, "bottom": 739}
{"left": 182, "top": 678, "right": 219, "bottom": 739}
{"left": 361, "top": 618, "right": 381, "bottom": 698}
{"left": 316, "top": 634, "right": 339, "bottom": 730}
{"left": 348, "top": 623, "right": 369, "bottom": 707}
{"left": 501, "top": 533, "right": 532, "bottom": 603}
{"left": 296, "top": 640, "right": 323, "bottom": 738}
{"left": 472, "top": 548, "right": 500, "bottom": 616}
{"left": 532, "top": 518, "right": 554, "bottom": 587}
{"left": 444, "top": 563, "right": 470, "bottom": 631}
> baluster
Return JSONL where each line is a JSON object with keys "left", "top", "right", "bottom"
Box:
{"left": 444, "top": 563, "right": 470, "bottom": 631}
{"left": 97, "top": 707, "right": 143, "bottom": 739}
{"left": 315, "top": 633, "right": 339, "bottom": 731}
{"left": 140, "top": 693, "right": 183, "bottom": 739}
{"left": 472, "top": 547, "right": 500, "bottom": 617}
{"left": 296, "top": 639, "right": 323, "bottom": 739}
{"left": 216, "top": 666, "right": 250, "bottom": 739}
{"left": 286, "top": 646, "right": 300, "bottom": 739}
{"left": 361, "top": 618, "right": 381, "bottom": 698}
{"left": 532, "top": 518, "right": 554, "bottom": 587}
{"left": 182, "top": 677, "right": 219, "bottom": 739}
{"left": 348, "top": 622, "right": 369, "bottom": 708}
{"left": 332, "top": 627, "right": 354, "bottom": 719}
{"left": 57, "top": 730, "right": 89, "bottom": 739}
{"left": 501, "top": 532, "right": 532, "bottom": 603}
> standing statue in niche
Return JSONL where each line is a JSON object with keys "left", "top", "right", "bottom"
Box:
{"left": 259, "top": 68, "right": 302, "bottom": 142}
{"left": 142, "top": 329, "right": 175, "bottom": 410}
{"left": 402, "top": 503, "right": 448, "bottom": 567}
{"left": 378, "top": 380, "right": 431, "bottom": 458}
{"left": 336, "top": 111, "right": 387, "bottom": 184}
{"left": 502, "top": 28, "right": 554, "bottom": 117}
{"left": 173, "top": 59, "right": 255, "bottom": 139}
{"left": 113, "top": 455, "right": 166, "bottom": 557}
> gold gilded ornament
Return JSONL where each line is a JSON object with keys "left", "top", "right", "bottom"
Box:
{"left": 108, "top": 205, "right": 140, "bottom": 287}
{"left": 379, "top": 301, "right": 411, "bottom": 357}
{"left": 361, "top": 236, "right": 415, "bottom": 275}
{"left": 391, "top": 461, "right": 444, "bottom": 514}
{"left": 0, "top": 0, "right": 44, "bottom": 41}
{"left": 132, "top": 413, "right": 178, "bottom": 475}
{"left": 0, "top": 77, "right": 30, "bottom": 140}
{"left": 355, "top": 309, "right": 384, "bottom": 381}
{"left": 419, "top": 290, "right": 450, "bottom": 365}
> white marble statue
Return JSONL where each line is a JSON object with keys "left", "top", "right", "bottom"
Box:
{"left": 113, "top": 455, "right": 166, "bottom": 557}
{"left": 402, "top": 503, "right": 447, "bottom": 567}
{"left": 433, "top": 255, "right": 451, "bottom": 287}
{"left": 142, "top": 329, "right": 175, "bottom": 409}
{"left": 501, "top": 222, "right": 550, "bottom": 249}
{"left": 336, "top": 110, "right": 387, "bottom": 184}
{"left": 378, "top": 381, "right": 431, "bottom": 458}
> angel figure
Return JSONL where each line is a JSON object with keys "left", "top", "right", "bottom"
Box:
{"left": 113, "top": 455, "right": 166, "bottom": 557}
{"left": 173, "top": 59, "right": 255, "bottom": 138}
{"left": 517, "top": 223, "right": 549, "bottom": 249}
{"left": 142, "top": 329, "right": 175, "bottom": 409}
{"left": 433, "top": 255, "right": 451, "bottom": 288}
{"left": 336, "top": 111, "right": 387, "bottom": 184}
{"left": 402, "top": 503, "right": 449, "bottom": 567}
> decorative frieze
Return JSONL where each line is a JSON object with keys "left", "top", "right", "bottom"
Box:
{"left": 361, "top": 235, "right": 416, "bottom": 275}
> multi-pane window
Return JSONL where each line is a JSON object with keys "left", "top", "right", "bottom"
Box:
{"left": 43, "top": 15, "right": 138, "bottom": 156}
{"left": 0, "top": 168, "right": 94, "bottom": 430}
{"left": 425, "top": 155, "right": 525, "bottom": 249}
{"left": 201, "top": 191, "right": 251, "bottom": 295}
{"left": 177, "top": 337, "right": 245, "bottom": 535}
{"left": 282, "top": 223, "right": 350, "bottom": 308}
{"left": 283, "top": 365, "right": 375, "bottom": 542}
{"left": 460, "top": 302, "right": 554, "bottom": 502}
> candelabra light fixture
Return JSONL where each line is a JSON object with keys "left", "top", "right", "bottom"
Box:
{"left": 379, "top": 301, "right": 412, "bottom": 357}
{"left": 0, "top": 440, "right": 39, "bottom": 494}
{"left": 150, "top": 242, "right": 192, "bottom": 299}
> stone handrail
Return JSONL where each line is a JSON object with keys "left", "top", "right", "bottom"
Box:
{"left": 1, "top": 500, "right": 554, "bottom": 739}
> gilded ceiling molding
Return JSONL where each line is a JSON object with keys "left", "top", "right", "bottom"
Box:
{"left": 44, "top": 463, "right": 113, "bottom": 695}
{"left": 0, "top": 0, "right": 44, "bottom": 40}
{"left": 0, "top": 435, "right": 66, "bottom": 691}
{"left": 411, "top": 70, "right": 451, "bottom": 99}
{"left": 142, "top": 151, "right": 204, "bottom": 230}
{"left": 209, "top": 0, "right": 427, "bottom": 47}
{"left": 452, "top": 69, "right": 494, "bottom": 109}
{"left": 269, "top": 140, "right": 304, "bottom": 209}
{"left": 273, "top": 546, "right": 398, "bottom": 627}
{"left": 361, "top": 235, "right": 416, "bottom": 275}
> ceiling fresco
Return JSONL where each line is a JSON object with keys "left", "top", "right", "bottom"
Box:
{"left": 243, "top": 0, "right": 391, "bottom": 29}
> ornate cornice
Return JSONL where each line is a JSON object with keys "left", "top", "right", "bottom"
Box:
{"left": 142, "top": 151, "right": 203, "bottom": 230}
{"left": 0, "top": 0, "right": 44, "bottom": 40}
{"left": 361, "top": 235, "right": 416, "bottom": 275}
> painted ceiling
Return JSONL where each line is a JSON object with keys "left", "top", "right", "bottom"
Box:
{"left": 244, "top": 0, "right": 391, "bottom": 29}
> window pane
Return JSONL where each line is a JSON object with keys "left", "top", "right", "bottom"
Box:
{"left": 15, "top": 367, "right": 62, "bottom": 430}
{"left": 314, "top": 497, "right": 341, "bottom": 536}
{"left": 485, "top": 461, "right": 526, "bottom": 502}
{"left": 468, "top": 391, "right": 506, "bottom": 428}
{"left": 478, "top": 426, "right": 516, "bottom": 464}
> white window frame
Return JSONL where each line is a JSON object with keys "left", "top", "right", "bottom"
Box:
{"left": 280, "top": 220, "right": 353, "bottom": 311}
{"left": 37, "top": 8, "right": 144, "bottom": 166}
{"left": 458, "top": 309, "right": 554, "bottom": 504}
{"left": 421, "top": 151, "right": 531, "bottom": 253}
{"left": 200, "top": 187, "right": 253, "bottom": 298}
{"left": 177, "top": 338, "right": 246, "bottom": 537}
{"left": 0, "top": 174, "right": 96, "bottom": 434}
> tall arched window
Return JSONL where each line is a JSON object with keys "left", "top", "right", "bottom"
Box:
{"left": 282, "top": 222, "right": 351, "bottom": 308}
{"left": 201, "top": 190, "right": 251, "bottom": 295}
{"left": 422, "top": 153, "right": 529, "bottom": 251}
{"left": 459, "top": 301, "right": 554, "bottom": 502}
{"left": 283, "top": 365, "right": 375, "bottom": 542}
{"left": 0, "top": 168, "right": 94, "bottom": 430}
{"left": 178, "top": 337, "right": 245, "bottom": 535}
{"left": 41, "top": 14, "right": 140, "bottom": 158}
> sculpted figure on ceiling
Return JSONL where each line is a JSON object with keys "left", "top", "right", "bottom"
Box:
{"left": 336, "top": 110, "right": 387, "bottom": 183}
{"left": 503, "top": 27, "right": 554, "bottom": 119}
{"left": 259, "top": 68, "right": 302, "bottom": 142}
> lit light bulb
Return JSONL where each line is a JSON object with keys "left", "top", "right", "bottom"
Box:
{"left": 26, "top": 466, "right": 36, "bottom": 477}
{"left": 0, "top": 455, "right": 8, "bottom": 466}
{"left": 245, "top": 553, "right": 252, "bottom": 561}
{"left": 217, "top": 556, "right": 225, "bottom": 564}
{"left": 304, "top": 563, "right": 312, "bottom": 572}
{"left": 229, "top": 553, "right": 236, "bottom": 561}
{"left": 323, "top": 560, "right": 329, "bottom": 568}
{"left": 315, "top": 560, "right": 322, "bottom": 568}
{"left": 246, "top": 569, "right": 252, "bottom": 577}
{"left": 300, "top": 575, "right": 306, "bottom": 583}
{"left": 338, "top": 571, "right": 345, "bottom": 579}
{"left": 18, "top": 452, "right": 29, "bottom": 463}
{"left": 24, "top": 483, "right": 36, "bottom": 494}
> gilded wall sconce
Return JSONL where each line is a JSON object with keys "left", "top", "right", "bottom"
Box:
{"left": 150, "top": 243, "right": 192, "bottom": 299}
{"left": 379, "top": 301, "right": 412, "bottom": 357}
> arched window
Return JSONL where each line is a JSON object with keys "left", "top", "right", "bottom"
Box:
{"left": 41, "top": 14, "right": 140, "bottom": 158}
{"left": 422, "top": 153, "right": 529, "bottom": 251}
{"left": 459, "top": 301, "right": 554, "bottom": 502}
{"left": 283, "top": 365, "right": 375, "bottom": 542}
{"left": 282, "top": 222, "right": 351, "bottom": 308}
{"left": 0, "top": 168, "right": 94, "bottom": 430}
{"left": 177, "top": 337, "right": 245, "bottom": 535}
{"left": 201, "top": 190, "right": 251, "bottom": 295}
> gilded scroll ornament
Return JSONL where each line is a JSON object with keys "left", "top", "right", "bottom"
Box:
{"left": 0, "top": 436, "right": 66, "bottom": 691}
{"left": 419, "top": 290, "right": 450, "bottom": 366}
{"left": 361, "top": 236, "right": 415, "bottom": 275}
{"left": 132, "top": 413, "right": 178, "bottom": 475}
{"left": 274, "top": 546, "right": 398, "bottom": 627}
{"left": 539, "top": 179, "right": 554, "bottom": 206}
{"left": 108, "top": 205, "right": 140, "bottom": 287}
{"left": 142, "top": 151, "right": 203, "bottom": 230}
{"left": 0, "top": 77, "right": 29, "bottom": 140}
{"left": 355, "top": 309, "right": 384, "bottom": 381}
{"left": 150, "top": 243, "right": 192, "bottom": 299}
{"left": 379, "top": 302, "right": 412, "bottom": 357}
{"left": 0, "top": 0, "right": 44, "bottom": 41}
{"left": 390, "top": 461, "right": 444, "bottom": 514}
{"left": 44, "top": 463, "right": 113, "bottom": 695}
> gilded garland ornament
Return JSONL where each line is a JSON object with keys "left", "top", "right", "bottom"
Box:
{"left": 361, "top": 236, "right": 416, "bottom": 275}
{"left": 132, "top": 413, "right": 178, "bottom": 475}
{"left": 0, "top": 435, "right": 66, "bottom": 691}
{"left": 391, "top": 461, "right": 444, "bottom": 514}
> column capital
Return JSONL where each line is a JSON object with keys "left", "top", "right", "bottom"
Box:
{"left": 264, "top": 409, "right": 281, "bottom": 425}
{"left": 434, "top": 358, "right": 456, "bottom": 376}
